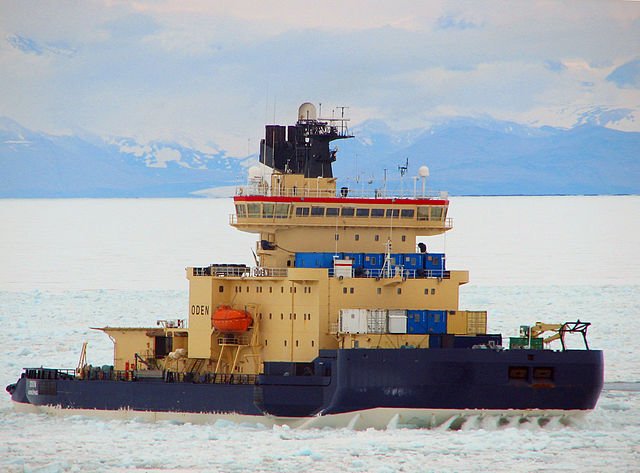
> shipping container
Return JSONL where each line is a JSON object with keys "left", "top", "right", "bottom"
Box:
{"left": 509, "top": 337, "right": 544, "bottom": 350}
{"left": 363, "top": 253, "right": 385, "bottom": 270}
{"left": 367, "top": 309, "right": 388, "bottom": 334}
{"left": 424, "top": 253, "right": 446, "bottom": 270}
{"left": 467, "top": 311, "right": 487, "bottom": 335}
{"left": 295, "top": 252, "right": 340, "bottom": 268}
{"left": 446, "top": 310, "right": 488, "bottom": 335}
{"left": 426, "top": 310, "right": 447, "bottom": 334}
{"left": 398, "top": 253, "right": 424, "bottom": 271}
{"left": 333, "top": 259, "right": 353, "bottom": 279}
{"left": 388, "top": 309, "right": 407, "bottom": 334}
{"left": 339, "top": 309, "right": 368, "bottom": 334}
{"left": 407, "top": 309, "right": 428, "bottom": 334}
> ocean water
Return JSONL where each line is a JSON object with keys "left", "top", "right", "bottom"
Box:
{"left": 0, "top": 196, "right": 639, "bottom": 472}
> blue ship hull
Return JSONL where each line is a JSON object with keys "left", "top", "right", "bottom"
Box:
{"left": 7, "top": 348, "right": 603, "bottom": 422}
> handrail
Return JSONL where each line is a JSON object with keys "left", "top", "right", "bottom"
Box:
{"left": 192, "top": 265, "right": 288, "bottom": 278}
{"left": 23, "top": 367, "right": 258, "bottom": 385}
{"left": 229, "top": 213, "right": 454, "bottom": 229}
{"left": 237, "top": 185, "right": 448, "bottom": 200}
{"left": 329, "top": 267, "right": 450, "bottom": 280}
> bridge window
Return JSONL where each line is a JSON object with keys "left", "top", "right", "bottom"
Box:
{"left": 417, "top": 207, "right": 429, "bottom": 221}
{"left": 326, "top": 207, "right": 339, "bottom": 216}
{"left": 311, "top": 206, "right": 325, "bottom": 216}
{"left": 355, "top": 234, "right": 360, "bottom": 241}
{"left": 401, "top": 209, "right": 415, "bottom": 218}
{"left": 356, "top": 208, "right": 370, "bottom": 217}
{"left": 263, "top": 203, "right": 274, "bottom": 218}
{"left": 275, "top": 203, "right": 290, "bottom": 218}
{"left": 296, "top": 207, "right": 310, "bottom": 216}
{"left": 431, "top": 207, "right": 443, "bottom": 220}
{"left": 247, "top": 203, "right": 260, "bottom": 218}
{"left": 385, "top": 209, "right": 399, "bottom": 218}
{"left": 374, "top": 235, "right": 379, "bottom": 241}
{"left": 342, "top": 207, "right": 355, "bottom": 217}
{"left": 235, "top": 204, "right": 247, "bottom": 218}
{"left": 371, "top": 209, "right": 384, "bottom": 218}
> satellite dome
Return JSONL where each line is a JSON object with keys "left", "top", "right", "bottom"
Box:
{"left": 418, "top": 165, "right": 430, "bottom": 177}
{"left": 298, "top": 102, "right": 317, "bottom": 121}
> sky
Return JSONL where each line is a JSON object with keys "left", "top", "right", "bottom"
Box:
{"left": 1, "top": 0, "right": 639, "bottom": 156}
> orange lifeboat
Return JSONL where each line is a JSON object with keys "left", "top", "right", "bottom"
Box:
{"left": 212, "top": 305, "right": 253, "bottom": 332}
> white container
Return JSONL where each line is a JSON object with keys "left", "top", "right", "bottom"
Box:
{"left": 334, "top": 259, "right": 353, "bottom": 279}
{"left": 388, "top": 309, "right": 408, "bottom": 334}
{"left": 339, "top": 308, "right": 368, "bottom": 334}
{"left": 367, "top": 309, "right": 388, "bottom": 334}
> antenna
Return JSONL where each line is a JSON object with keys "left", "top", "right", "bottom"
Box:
{"left": 398, "top": 158, "right": 408, "bottom": 197}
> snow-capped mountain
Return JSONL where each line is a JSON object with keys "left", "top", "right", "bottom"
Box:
{"left": 0, "top": 117, "right": 250, "bottom": 197}
{"left": 335, "top": 117, "right": 640, "bottom": 195}
{"left": 1, "top": 116, "right": 638, "bottom": 197}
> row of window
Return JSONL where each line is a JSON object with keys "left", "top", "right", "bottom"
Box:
{"left": 258, "top": 312, "right": 313, "bottom": 321}
{"left": 264, "top": 339, "right": 315, "bottom": 348}
{"left": 236, "top": 204, "right": 445, "bottom": 221}
{"left": 228, "top": 285, "right": 437, "bottom": 296}
{"left": 342, "top": 287, "right": 438, "bottom": 295}
{"left": 232, "top": 285, "right": 312, "bottom": 294}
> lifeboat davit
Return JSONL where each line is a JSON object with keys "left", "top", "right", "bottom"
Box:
{"left": 212, "top": 305, "right": 253, "bottom": 332}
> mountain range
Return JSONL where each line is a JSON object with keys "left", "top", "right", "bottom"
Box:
{"left": 1, "top": 116, "right": 638, "bottom": 197}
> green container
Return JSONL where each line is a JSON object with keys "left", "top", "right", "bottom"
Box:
{"left": 509, "top": 337, "right": 544, "bottom": 350}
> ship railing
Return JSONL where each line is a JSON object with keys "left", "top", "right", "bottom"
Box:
{"left": 328, "top": 267, "right": 450, "bottom": 280}
{"left": 164, "top": 371, "right": 257, "bottom": 385}
{"left": 229, "top": 213, "right": 454, "bottom": 230}
{"left": 236, "top": 185, "right": 448, "bottom": 200}
{"left": 24, "top": 368, "right": 76, "bottom": 380}
{"left": 192, "top": 265, "right": 288, "bottom": 278}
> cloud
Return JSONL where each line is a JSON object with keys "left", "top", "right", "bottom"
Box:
{"left": 544, "top": 60, "right": 567, "bottom": 73}
{"left": 436, "top": 14, "right": 481, "bottom": 30}
{"left": 6, "top": 34, "right": 44, "bottom": 55}
{"left": 0, "top": 1, "right": 639, "bottom": 155}
{"left": 606, "top": 59, "right": 640, "bottom": 89}
{"left": 6, "top": 34, "right": 76, "bottom": 57}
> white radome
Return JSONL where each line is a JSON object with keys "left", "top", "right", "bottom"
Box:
{"left": 418, "top": 165, "right": 430, "bottom": 177}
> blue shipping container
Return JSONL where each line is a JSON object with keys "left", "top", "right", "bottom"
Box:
{"left": 398, "top": 253, "right": 424, "bottom": 271}
{"left": 424, "top": 253, "right": 446, "bottom": 270}
{"left": 406, "top": 309, "right": 428, "bottom": 334}
{"left": 363, "top": 253, "right": 385, "bottom": 270}
{"left": 295, "top": 252, "right": 340, "bottom": 269}
{"left": 426, "top": 310, "right": 448, "bottom": 334}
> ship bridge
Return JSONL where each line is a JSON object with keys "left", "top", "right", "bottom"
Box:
{"left": 231, "top": 173, "right": 452, "bottom": 268}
